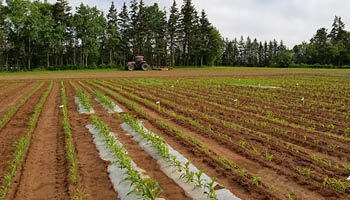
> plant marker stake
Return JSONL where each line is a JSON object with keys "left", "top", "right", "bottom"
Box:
{"left": 156, "top": 101, "right": 160, "bottom": 111}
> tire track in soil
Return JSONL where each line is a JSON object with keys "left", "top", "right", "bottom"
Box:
{"left": 75, "top": 81, "right": 192, "bottom": 200}
{"left": 65, "top": 82, "right": 118, "bottom": 200}
{"left": 0, "top": 83, "right": 48, "bottom": 180}
{"left": 88, "top": 81, "right": 329, "bottom": 200}
{"left": 13, "top": 82, "right": 70, "bottom": 200}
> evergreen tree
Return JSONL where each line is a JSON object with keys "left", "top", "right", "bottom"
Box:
{"left": 106, "top": 2, "right": 120, "bottom": 65}
{"left": 180, "top": 0, "right": 196, "bottom": 66}
{"left": 168, "top": 0, "right": 180, "bottom": 66}
{"left": 199, "top": 10, "right": 211, "bottom": 66}
{"left": 118, "top": 2, "right": 130, "bottom": 64}
{"left": 52, "top": 0, "right": 71, "bottom": 66}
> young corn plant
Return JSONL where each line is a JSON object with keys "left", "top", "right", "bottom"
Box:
{"left": 323, "top": 177, "right": 350, "bottom": 193}
{"left": 264, "top": 152, "right": 273, "bottom": 161}
{"left": 252, "top": 176, "right": 261, "bottom": 186}
{"left": 0, "top": 82, "right": 52, "bottom": 200}
{"left": 0, "top": 82, "right": 44, "bottom": 129}
{"left": 70, "top": 81, "right": 92, "bottom": 111}
{"left": 296, "top": 168, "right": 314, "bottom": 179}
{"left": 90, "top": 116, "right": 163, "bottom": 200}
{"left": 117, "top": 113, "right": 219, "bottom": 199}
{"left": 61, "top": 82, "right": 79, "bottom": 184}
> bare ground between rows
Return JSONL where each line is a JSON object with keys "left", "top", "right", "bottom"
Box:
{"left": 74, "top": 80, "right": 192, "bottom": 200}
{"left": 133, "top": 86, "right": 350, "bottom": 172}
{"left": 0, "top": 83, "right": 48, "bottom": 183}
{"left": 65, "top": 81, "right": 118, "bottom": 200}
{"left": 89, "top": 81, "right": 337, "bottom": 200}
{"left": 121, "top": 82, "right": 350, "bottom": 162}
{"left": 84, "top": 81, "right": 279, "bottom": 200}
{"left": 0, "top": 82, "right": 31, "bottom": 103}
{"left": 12, "top": 82, "right": 70, "bottom": 200}
{"left": 0, "top": 82, "right": 39, "bottom": 119}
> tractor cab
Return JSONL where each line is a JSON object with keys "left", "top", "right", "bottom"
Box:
{"left": 135, "top": 56, "right": 144, "bottom": 65}
{"left": 126, "top": 56, "right": 150, "bottom": 71}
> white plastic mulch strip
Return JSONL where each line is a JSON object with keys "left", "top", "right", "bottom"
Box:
{"left": 95, "top": 98, "right": 123, "bottom": 113}
{"left": 86, "top": 124, "right": 150, "bottom": 200}
{"left": 74, "top": 97, "right": 94, "bottom": 114}
{"left": 121, "top": 122, "right": 241, "bottom": 200}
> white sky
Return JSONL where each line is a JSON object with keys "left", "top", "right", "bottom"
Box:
{"left": 48, "top": 0, "right": 350, "bottom": 48}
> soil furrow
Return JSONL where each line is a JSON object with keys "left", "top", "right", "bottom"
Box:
{"left": 13, "top": 82, "right": 70, "bottom": 200}
{"left": 75, "top": 81, "right": 192, "bottom": 200}
{"left": 65, "top": 82, "right": 118, "bottom": 200}
{"left": 0, "top": 82, "right": 38, "bottom": 117}
{"left": 89, "top": 80, "right": 337, "bottom": 200}
{"left": 0, "top": 83, "right": 48, "bottom": 180}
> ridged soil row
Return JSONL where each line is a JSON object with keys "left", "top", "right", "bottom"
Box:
{"left": 64, "top": 81, "right": 118, "bottom": 200}
{"left": 74, "top": 80, "right": 192, "bottom": 200}
{"left": 13, "top": 82, "right": 70, "bottom": 200}
{"left": 0, "top": 82, "right": 49, "bottom": 182}
{"left": 83, "top": 80, "right": 281, "bottom": 200}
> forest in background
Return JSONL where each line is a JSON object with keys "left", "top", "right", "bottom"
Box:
{"left": 0, "top": 0, "right": 350, "bottom": 71}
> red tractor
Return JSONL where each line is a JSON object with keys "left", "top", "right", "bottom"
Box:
{"left": 125, "top": 56, "right": 150, "bottom": 71}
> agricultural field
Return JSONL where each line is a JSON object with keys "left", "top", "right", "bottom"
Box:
{"left": 0, "top": 69, "right": 350, "bottom": 200}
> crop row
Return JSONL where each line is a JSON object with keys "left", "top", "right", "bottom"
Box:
{"left": 112, "top": 79, "right": 349, "bottom": 161}
{"left": 91, "top": 80, "right": 349, "bottom": 198}
{"left": 122, "top": 77, "right": 349, "bottom": 134}
{"left": 60, "top": 81, "right": 88, "bottom": 199}
{"left": 0, "top": 82, "right": 44, "bottom": 130}
{"left": 118, "top": 113, "right": 219, "bottom": 199}
{"left": 0, "top": 82, "right": 53, "bottom": 200}
{"left": 106, "top": 80, "right": 348, "bottom": 165}
{"left": 90, "top": 116, "right": 163, "bottom": 200}
{"left": 85, "top": 80, "right": 278, "bottom": 199}
{"left": 78, "top": 81, "right": 116, "bottom": 112}
{"left": 70, "top": 81, "right": 92, "bottom": 112}
{"left": 116, "top": 79, "right": 349, "bottom": 138}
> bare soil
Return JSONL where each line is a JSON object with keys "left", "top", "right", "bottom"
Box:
{"left": 13, "top": 82, "right": 70, "bottom": 200}
{"left": 0, "top": 83, "right": 48, "bottom": 190}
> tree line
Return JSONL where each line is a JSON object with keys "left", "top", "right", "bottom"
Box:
{"left": 0, "top": 0, "right": 222, "bottom": 70}
{"left": 0, "top": 0, "right": 349, "bottom": 71}
{"left": 221, "top": 16, "right": 350, "bottom": 68}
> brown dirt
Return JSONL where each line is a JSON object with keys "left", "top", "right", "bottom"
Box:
{"left": 0, "top": 82, "right": 39, "bottom": 119}
{"left": 75, "top": 81, "right": 192, "bottom": 200}
{"left": 84, "top": 81, "right": 280, "bottom": 200}
{"left": 1, "top": 68, "right": 350, "bottom": 81}
{"left": 91, "top": 80, "right": 344, "bottom": 200}
{"left": 65, "top": 82, "right": 118, "bottom": 200}
{"left": 0, "top": 82, "right": 30, "bottom": 102}
{"left": 0, "top": 83, "right": 47, "bottom": 180}
{"left": 13, "top": 82, "right": 70, "bottom": 200}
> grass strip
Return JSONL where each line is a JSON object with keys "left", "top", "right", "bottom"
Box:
{"left": 0, "top": 81, "right": 53, "bottom": 200}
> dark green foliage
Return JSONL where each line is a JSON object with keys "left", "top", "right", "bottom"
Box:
{"left": 292, "top": 16, "right": 350, "bottom": 67}
{"left": 1, "top": 1, "right": 349, "bottom": 70}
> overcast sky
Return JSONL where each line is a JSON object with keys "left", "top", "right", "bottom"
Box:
{"left": 49, "top": 0, "right": 350, "bottom": 48}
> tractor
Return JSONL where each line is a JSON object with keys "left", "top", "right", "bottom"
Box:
{"left": 125, "top": 56, "right": 150, "bottom": 71}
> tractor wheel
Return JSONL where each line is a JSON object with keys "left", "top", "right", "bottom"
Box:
{"left": 126, "top": 64, "right": 135, "bottom": 71}
{"left": 141, "top": 63, "right": 150, "bottom": 71}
